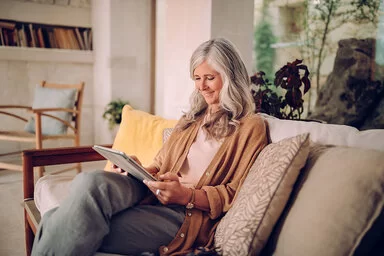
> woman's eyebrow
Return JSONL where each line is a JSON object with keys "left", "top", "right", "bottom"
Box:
{"left": 194, "top": 73, "right": 215, "bottom": 77}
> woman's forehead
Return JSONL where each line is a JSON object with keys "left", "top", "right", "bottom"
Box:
{"left": 194, "top": 61, "right": 219, "bottom": 75}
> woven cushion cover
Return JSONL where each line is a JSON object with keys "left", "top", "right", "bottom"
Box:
{"left": 214, "top": 133, "right": 310, "bottom": 255}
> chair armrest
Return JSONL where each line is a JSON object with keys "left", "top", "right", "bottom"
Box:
{"left": 31, "top": 108, "right": 79, "bottom": 114}
{"left": 0, "top": 105, "right": 32, "bottom": 110}
{"left": 22, "top": 145, "right": 112, "bottom": 200}
{"left": 0, "top": 105, "right": 32, "bottom": 122}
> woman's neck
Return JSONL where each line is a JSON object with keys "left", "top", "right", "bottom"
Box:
{"left": 207, "top": 105, "right": 220, "bottom": 115}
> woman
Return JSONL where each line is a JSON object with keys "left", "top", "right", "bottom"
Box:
{"left": 32, "top": 38, "right": 268, "bottom": 256}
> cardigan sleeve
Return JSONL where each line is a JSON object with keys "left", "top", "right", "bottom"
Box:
{"left": 201, "top": 115, "right": 268, "bottom": 219}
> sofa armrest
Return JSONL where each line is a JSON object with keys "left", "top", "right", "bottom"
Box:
{"left": 22, "top": 145, "right": 112, "bottom": 200}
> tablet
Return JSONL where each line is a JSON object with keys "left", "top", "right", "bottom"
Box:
{"left": 92, "top": 145, "right": 157, "bottom": 182}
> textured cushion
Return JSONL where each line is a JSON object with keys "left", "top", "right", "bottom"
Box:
{"left": 261, "top": 114, "right": 384, "bottom": 152}
{"left": 25, "top": 86, "right": 77, "bottom": 135}
{"left": 34, "top": 175, "right": 73, "bottom": 216}
{"left": 104, "top": 105, "right": 177, "bottom": 170}
{"left": 214, "top": 133, "right": 310, "bottom": 255}
{"left": 263, "top": 144, "right": 384, "bottom": 256}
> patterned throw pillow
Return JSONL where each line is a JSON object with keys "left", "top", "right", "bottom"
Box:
{"left": 214, "top": 133, "right": 310, "bottom": 256}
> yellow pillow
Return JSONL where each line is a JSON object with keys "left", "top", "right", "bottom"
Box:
{"left": 104, "top": 105, "right": 177, "bottom": 170}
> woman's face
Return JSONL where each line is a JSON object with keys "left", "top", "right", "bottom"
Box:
{"left": 193, "top": 61, "right": 223, "bottom": 112}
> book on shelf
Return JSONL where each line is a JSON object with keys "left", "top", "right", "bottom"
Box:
{"left": 88, "top": 29, "right": 92, "bottom": 50}
{"left": 18, "top": 26, "right": 26, "bottom": 47}
{"left": 0, "top": 21, "right": 16, "bottom": 30}
{"left": 83, "top": 29, "right": 88, "bottom": 50}
{"left": 75, "top": 27, "right": 85, "bottom": 50}
{"left": 66, "top": 28, "right": 80, "bottom": 50}
{"left": 0, "top": 19, "right": 92, "bottom": 51}
{"left": 37, "top": 27, "right": 45, "bottom": 48}
{"left": 28, "top": 24, "right": 37, "bottom": 47}
{"left": 0, "top": 28, "right": 4, "bottom": 46}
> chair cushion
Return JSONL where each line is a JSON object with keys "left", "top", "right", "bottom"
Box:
{"left": 34, "top": 174, "right": 73, "bottom": 216}
{"left": 105, "top": 105, "right": 177, "bottom": 169}
{"left": 214, "top": 133, "right": 310, "bottom": 255}
{"left": 24, "top": 86, "right": 77, "bottom": 135}
{"left": 263, "top": 144, "right": 384, "bottom": 256}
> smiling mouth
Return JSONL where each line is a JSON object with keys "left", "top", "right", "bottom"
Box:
{"left": 202, "top": 92, "right": 213, "bottom": 97}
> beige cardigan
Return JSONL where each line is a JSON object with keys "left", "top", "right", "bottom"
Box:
{"left": 145, "top": 114, "right": 268, "bottom": 255}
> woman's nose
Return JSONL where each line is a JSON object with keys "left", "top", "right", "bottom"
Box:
{"left": 197, "top": 79, "right": 207, "bottom": 91}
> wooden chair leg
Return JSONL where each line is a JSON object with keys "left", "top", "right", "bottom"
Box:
{"left": 24, "top": 211, "right": 34, "bottom": 256}
{"left": 37, "top": 166, "right": 44, "bottom": 178}
{"left": 75, "top": 136, "right": 81, "bottom": 173}
{"left": 76, "top": 162, "right": 82, "bottom": 173}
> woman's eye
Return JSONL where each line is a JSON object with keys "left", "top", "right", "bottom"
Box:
{"left": 194, "top": 77, "right": 200, "bottom": 81}
{"left": 207, "top": 77, "right": 214, "bottom": 81}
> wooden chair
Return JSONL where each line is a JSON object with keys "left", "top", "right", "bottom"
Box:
{"left": 0, "top": 81, "right": 85, "bottom": 177}
{"left": 23, "top": 145, "right": 110, "bottom": 256}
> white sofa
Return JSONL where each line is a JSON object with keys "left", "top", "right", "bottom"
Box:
{"left": 34, "top": 107, "right": 384, "bottom": 256}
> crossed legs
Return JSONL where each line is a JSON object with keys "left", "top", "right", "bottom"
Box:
{"left": 31, "top": 171, "right": 185, "bottom": 256}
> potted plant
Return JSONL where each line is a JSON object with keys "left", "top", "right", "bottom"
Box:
{"left": 102, "top": 99, "right": 130, "bottom": 130}
{"left": 251, "top": 59, "right": 311, "bottom": 120}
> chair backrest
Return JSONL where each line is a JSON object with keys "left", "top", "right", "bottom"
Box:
{"left": 40, "top": 80, "right": 85, "bottom": 138}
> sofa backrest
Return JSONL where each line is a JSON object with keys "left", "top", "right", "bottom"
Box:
{"left": 262, "top": 114, "right": 384, "bottom": 152}
{"left": 108, "top": 107, "right": 384, "bottom": 172}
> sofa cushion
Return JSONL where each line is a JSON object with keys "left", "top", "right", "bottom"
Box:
{"left": 105, "top": 105, "right": 178, "bottom": 170}
{"left": 214, "top": 133, "right": 310, "bottom": 256}
{"left": 34, "top": 174, "right": 73, "bottom": 216}
{"left": 24, "top": 85, "right": 77, "bottom": 135}
{"left": 263, "top": 144, "right": 384, "bottom": 256}
{"left": 262, "top": 114, "right": 384, "bottom": 152}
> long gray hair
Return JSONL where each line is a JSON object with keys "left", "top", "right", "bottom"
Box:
{"left": 177, "top": 38, "right": 255, "bottom": 139}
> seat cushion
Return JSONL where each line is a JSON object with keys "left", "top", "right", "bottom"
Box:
{"left": 262, "top": 144, "right": 384, "bottom": 256}
{"left": 34, "top": 174, "right": 73, "bottom": 216}
{"left": 24, "top": 86, "right": 77, "bottom": 135}
{"left": 214, "top": 133, "right": 310, "bottom": 255}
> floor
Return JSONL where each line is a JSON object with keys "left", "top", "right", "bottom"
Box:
{"left": 0, "top": 161, "right": 106, "bottom": 256}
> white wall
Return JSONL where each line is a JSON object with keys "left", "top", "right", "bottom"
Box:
{"left": 92, "top": 0, "right": 152, "bottom": 144}
{"left": 92, "top": 0, "right": 111, "bottom": 144}
{"left": 211, "top": 0, "right": 255, "bottom": 73}
{"left": 155, "top": 0, "right": 255, "bottom": 119}
{"left": 155, "top": 0, "right": 212, "bottom": 119}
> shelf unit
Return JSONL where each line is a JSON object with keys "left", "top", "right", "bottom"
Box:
{"left": 0, "top": 0, "right": 93, "bottom": 63}
{"left": 0, "top": 46, "right": 93, "bottom": 63}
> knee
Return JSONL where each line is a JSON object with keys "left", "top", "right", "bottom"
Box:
{"left": 71, "top": 170, "right": 108, "bottom": 193}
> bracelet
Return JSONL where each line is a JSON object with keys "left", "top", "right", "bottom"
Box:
{"left": 186, "top": 188, "right": 195, "bottom": 210}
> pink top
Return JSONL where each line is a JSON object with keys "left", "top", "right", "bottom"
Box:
{"left": 178, "top": 127, "right": 223, "bottom": 188}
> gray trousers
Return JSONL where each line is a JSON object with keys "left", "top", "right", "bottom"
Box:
{"left": 31, "top": 170, "right": 185, "bottom": 256}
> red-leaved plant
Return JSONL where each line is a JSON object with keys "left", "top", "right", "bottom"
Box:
{"left": 251, "top": 59, "right": 311, "bottom": 120}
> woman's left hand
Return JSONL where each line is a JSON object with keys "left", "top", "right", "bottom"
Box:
{"left": 143, "top": 173, "right": 191, "bottom": 206}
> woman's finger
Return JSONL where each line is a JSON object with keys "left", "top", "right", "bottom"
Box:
{"left": 129, "top": 155, "right": 142, "bottom": 166}
{"left": 158, "top": 172, "right": 179, "bottom": 181}
{"left": 111, "top": 165, "right": 128, "bottom": 176}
